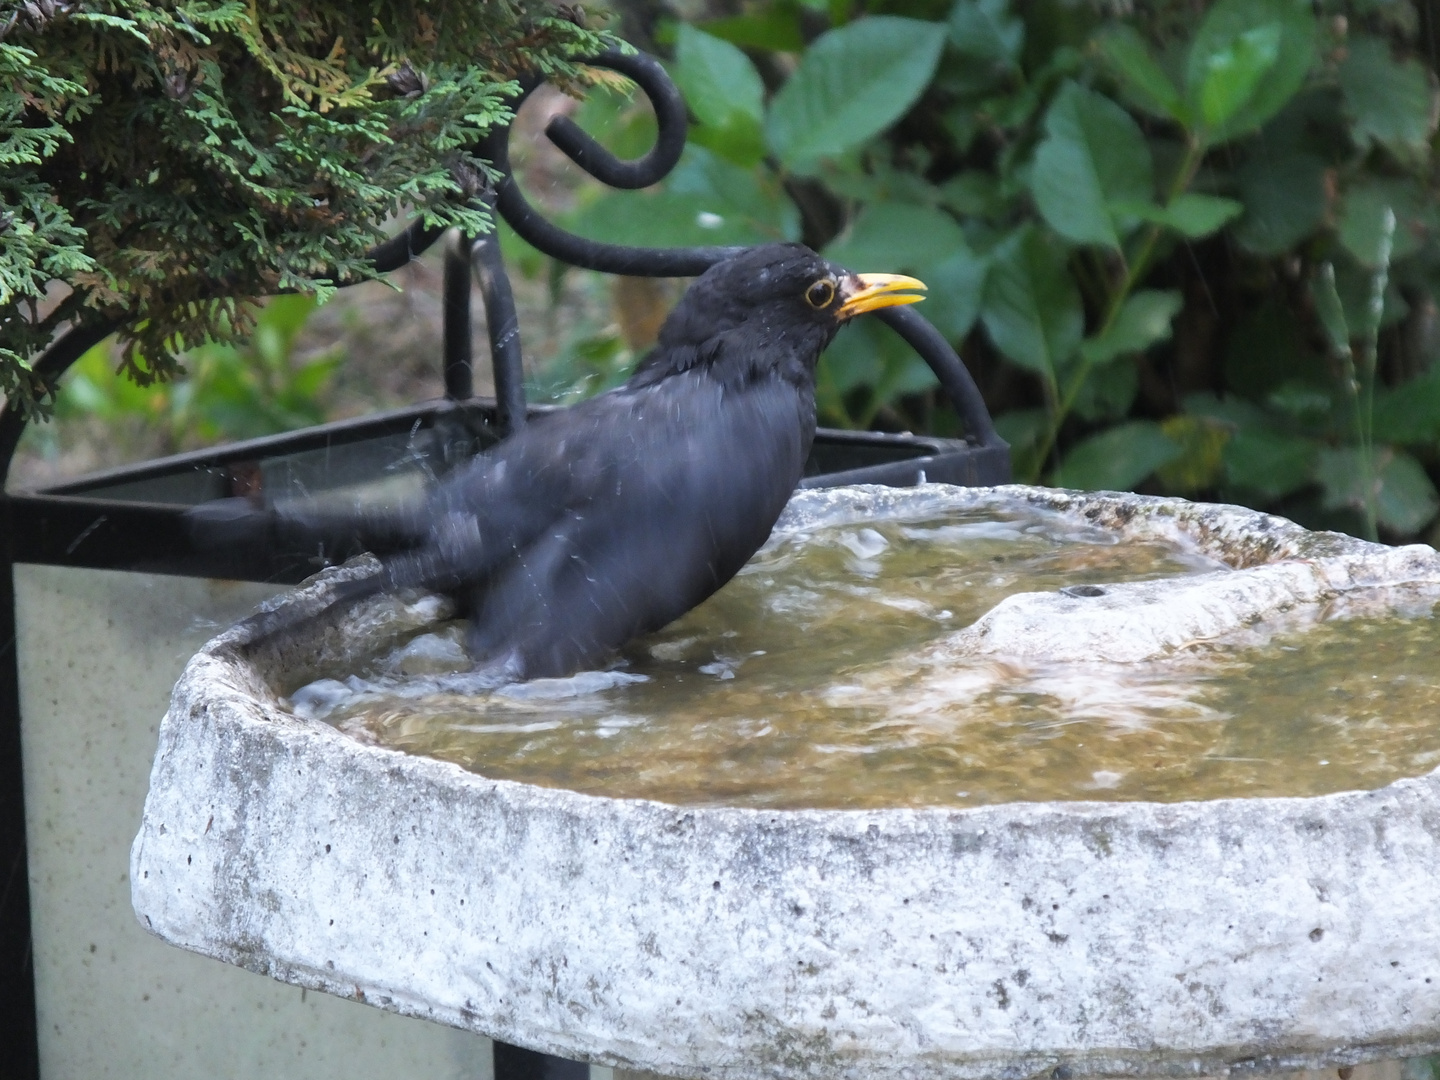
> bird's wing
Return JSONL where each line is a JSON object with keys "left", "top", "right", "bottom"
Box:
{"left": 378, "top": 387, "right": 666, "bottom": 592}
{"left": 464, "top": 369, "right": 813, "bottom": 677}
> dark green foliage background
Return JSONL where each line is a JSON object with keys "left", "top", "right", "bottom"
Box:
{"left": 0, "top": 0, "right": 608, "bottom": 412}
{"left": 568, "top": 0, "right": 1440, "bottom": 543}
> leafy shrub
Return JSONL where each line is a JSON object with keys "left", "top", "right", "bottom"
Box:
{"left": 559, "top": 0, "right": 1440, "bottom": 541}
{"left": 2, "top": 0, "right": 609, "bottom": 414}
{"left": 53, "top": 294, "right": 341, "bottom": 449}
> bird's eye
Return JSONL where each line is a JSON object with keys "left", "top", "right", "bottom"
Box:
{"left": 805, "top": 278, "right": 836, "bottom": 309}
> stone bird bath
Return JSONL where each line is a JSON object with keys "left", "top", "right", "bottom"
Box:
{"left": 131, "top": 484, "right": 1440, "bottom": 1080}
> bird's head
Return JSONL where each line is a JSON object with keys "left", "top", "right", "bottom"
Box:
{"left": 655, "top": 243, "right": 926, "bottom": 363}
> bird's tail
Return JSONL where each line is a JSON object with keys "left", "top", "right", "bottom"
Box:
{"left": 185, "top": 494, "right": 429, "bottom": 565}
{"left": 186, "top": 494, "right": 439, "bottom": 648}
{"left": 221, "top": 562, "right": 400, "bottom": 656}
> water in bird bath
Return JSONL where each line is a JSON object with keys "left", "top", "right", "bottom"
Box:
{"left": 284, "top": 497, "right": 1440, "bottom": 809}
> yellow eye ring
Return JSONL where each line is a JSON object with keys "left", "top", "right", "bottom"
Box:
{"left": 805, "top": 279, "right": 836, "bottom": 309}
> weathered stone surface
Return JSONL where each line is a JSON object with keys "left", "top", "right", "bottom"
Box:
{"left": 132, "top": 486, "right": 1440, "bottom": 1080}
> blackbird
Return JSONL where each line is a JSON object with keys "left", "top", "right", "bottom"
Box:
{"left": 191, "top": 243, "right": 925, "bottom": 679}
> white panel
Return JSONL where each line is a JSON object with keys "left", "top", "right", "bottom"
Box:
{"left": 15, "top": 563, "right": 492, "bottom": 1080}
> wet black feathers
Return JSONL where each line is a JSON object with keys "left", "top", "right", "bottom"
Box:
{"left": 191, "top": 243, "right": 850, "bottom": 679}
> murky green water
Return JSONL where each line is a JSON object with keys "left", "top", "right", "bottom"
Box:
{"left": 299, "top": 507, "right": 1440, "bottom": 809}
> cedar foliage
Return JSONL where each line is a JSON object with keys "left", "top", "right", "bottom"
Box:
{"left": 0, "top": 0, "right": 610, "bottom": 414}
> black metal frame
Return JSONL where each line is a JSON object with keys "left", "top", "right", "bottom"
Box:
{"left": 0, "top": 47, "right": 1007, "bottom": 1077}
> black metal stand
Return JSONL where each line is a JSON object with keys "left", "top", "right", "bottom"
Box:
{"left": 0, "top": 45, "right": 1007, "bottom": 1080}
{"left": 494, "top": 1042, "right": 591, "bottom": 1080}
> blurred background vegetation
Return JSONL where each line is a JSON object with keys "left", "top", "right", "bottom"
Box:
{"left": 18, "top": 0, "right": 1440, "bottom": 548}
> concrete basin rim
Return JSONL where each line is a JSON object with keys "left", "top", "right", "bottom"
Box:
{"left": 770, "top": 483, "right": 1368, "bottom": 562}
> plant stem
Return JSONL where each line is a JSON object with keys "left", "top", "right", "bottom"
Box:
{"left": 1355, "top": 207, "right": 1395, "bottom": 542}
{"left": 1025, "top": 137, "right": 1207, "bottom": 482}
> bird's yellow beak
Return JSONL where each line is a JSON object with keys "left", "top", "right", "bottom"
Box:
{"left": 836, "top": 273, "right": 927, "bottom": 320}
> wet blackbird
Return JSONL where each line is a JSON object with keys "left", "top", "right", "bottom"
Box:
{"left": 192, "top": 243, "right": 925, "bottom": 679}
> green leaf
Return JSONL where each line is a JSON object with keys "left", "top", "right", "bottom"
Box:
{"left": 1315, "top": 446, "right": 1370, "bottom": 513}
{"left": 938, "top": 171, "right": 1004, "bottom": 217}
{"left": 1339, "top": 35, "right": 1438, "bottom": 160}
{"left": 1222, "top": 299, "right": 1318, "bottom": 399}
{"left": 674, "top": 25, "right": 764, "bottom": 126}
{"left": 1113, "top": 194, "right": 1244, "bottom": 239}
{"left": 1050, "top": 420, "right": 1182, "bottom": 491}
{"left": 672, "top": 26, "right": 767, "bottom": 166}
{"left": 1029, "top": 81, "right": 1154, "bottom": 250}
{"left": 1372, "top": 369, "right": 1440, "bottom": 444}
{"left": 258, "top": 293, "right": 319, "bottom": 338}
{"left": 1079, "top": 289, "right": 1183, "bottom": 365}
{"left": 572, "top": 86, "right": 661, "bottom": 161}
{"left": 995, "top": 407, "right": 1047, "bottom": 449}
{"left": 571, "top": 147, "right": 798, "bottom": 247}
{"left": 1266, "top": 381, "right": 1332, "bottom": 419}
{"left": 816, "top": 317, "right": 936, "bottom": 427}
{"left": 816, "top": 155, "right": 943, "bottom": 206}
{"left": 1331, "top": 253, "right": 1409, "bottom": 335}
{"left": 1199, "top": 22, "right": 1282, "bottom": 129}
{"left": 687, "top": 119, "right": 767, "bottom": 169}
{"left": 820, "top": 321, "right": 886, "bottom": 395}
{"left": 1377, "top": 452, "right": 1440, "bottom": 534}
{"left": 1157, "top": 194, "right": 1244, "bottom": 237}
{"left": 1233, "top": 151, "right": 1328, "bottom": 256}
{"left": 1338, "top": 178, "right": 1426, "bottom": 268}
{"left": 980, "top": 226, "right": 1084, "bottom": 385}
{"left": 1071, "top": 361, "right": 1138, "bottom": 422}
{"left": 699, "top": 7, "right": 805, "bottom": 52}
{"left": 1182, "top": 390, "right": 1272, "bottom": 431}
{"left": 880, "top": 348, "right": 941, "bottom": 398}
{"left": 1316, "top": 448, "right": 1440, "bottom": 535}
{"left": 994, "top": 407, "right": 1048, "bottom": 480}
{"left": 1156, "top": 415, "right": 1230, "bottom": 493}
{"left": 922, "top": 248, "right": 989, "bottom": 342}
{"left": 824, "top": 203, "right": 985, "bottom": 342}
{"left": 1185, "top": 0, "right": 1317, "bottom": 143}
{"left": 665, "top": 145, "right": 801, "bottom": 240}
{"left": 1095, "top": 25, "right": 1185, "bottom": 122}
{"left": 287, "top": 352, "right": 342, "bottom": 401}
{"left": 1224, "top": 428, "right": 1317, "bottom": 498}
{"left": 823, "top": 202, "right": 967, "bottom": 274}
{"left": 948, "top": 0, "right": 1023, "bottom": 68}
{"left": 765, "top": 17, "right": 948, "bottom": 172}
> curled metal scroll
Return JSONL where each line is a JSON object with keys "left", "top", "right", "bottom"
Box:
{"left": 480, "top": 49, "right": 746, "bottom": 278}
{"left": 0, "top": 317, "right": 116, "bottom": 468}
{"left": 481, "top": 48, "right": 1002, "bottom": 448}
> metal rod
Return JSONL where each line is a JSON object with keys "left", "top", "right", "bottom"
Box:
{"left": 444, "top": 234, "right": 476, "bottom": 401}
{"left": 875, "top": 306, "right": 1005, "bottom": 449}
{"left": 540, "top": 50, "right": 688, "bottom": 191}
{"left": 0, "top": 318, "right": 118, "bottom": 467}
{"left": 471, "top": 227, "right": 527, "bottom": 436}
{"left": 0, "top": 506, "right": 36, "bottom": 1080}
{"left": 367, "top": 219, "right": 450, "bottom": 276}
{"left": 479, "top": 50, "right": 745, "bottom": 278}
{"left": 492, "top": 1041, "right": 589, "bottom": 1080}
{"left": 0, "top": 314, "right": 115, "bottom": 1080}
